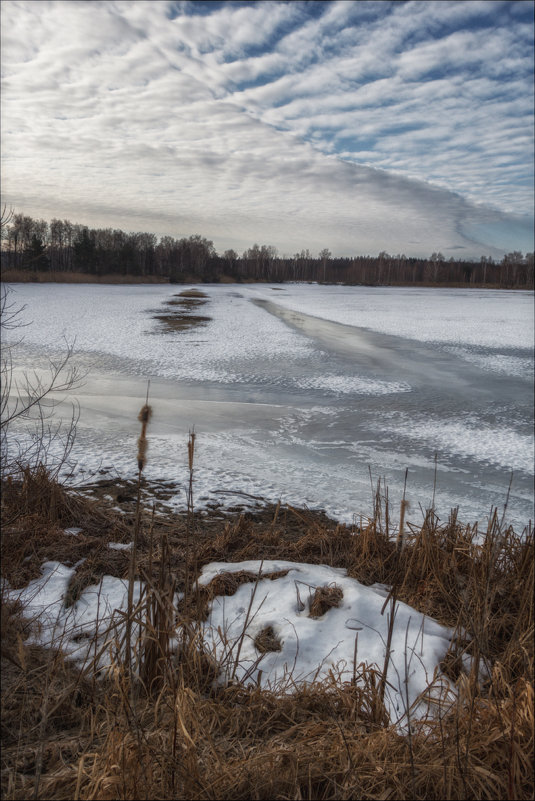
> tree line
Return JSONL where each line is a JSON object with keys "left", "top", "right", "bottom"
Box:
{"left": 1, "top": 211, "right": 533, "bottom": 288}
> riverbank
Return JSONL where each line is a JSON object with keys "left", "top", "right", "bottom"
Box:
{"left": 1, "top": 268, "right": 524, "bottom": 290}
{"left": 1, "top": 468, "right": 533, "bottom": 800}
{"left": 0, "top": 269, "right": 171, "bottom": 284}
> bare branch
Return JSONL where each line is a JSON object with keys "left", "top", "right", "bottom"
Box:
{"left": 1, "top": 284, "right": 84, "bottom": 480}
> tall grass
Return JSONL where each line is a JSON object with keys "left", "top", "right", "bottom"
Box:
{"left": 1, "top": 423, "right": 533, "bottom": 799}
{"left": 0, "top": 270, "right": 169, "bottom": 284}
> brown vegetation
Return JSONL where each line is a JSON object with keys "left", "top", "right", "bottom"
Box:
{"left": 308, "top": 583, "right": 344, "bottom": 617}
{"left": 176, "top": 289, "right": 208, "bottom": 299}
{"left": 1, "top": 463, "right": 533, "bottom": 800}
{"left": 152, "top": 289, "right": 211, "bottom": 332}
{"left": 152, "top": 314, "right": 211, "bottom": 332}
{"left": 0, "top": 269, "right": 169, "bottom": 284}
{"left": 254, "top": 626, "right": 282, "bottom": 653}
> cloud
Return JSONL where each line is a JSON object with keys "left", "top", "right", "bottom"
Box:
{"left": 1, "top": 0, "right": 533, "bottom": 257}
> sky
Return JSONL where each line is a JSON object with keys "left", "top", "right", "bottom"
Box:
{"left": 1, "top": 0, "right": 534, "bottom": 258}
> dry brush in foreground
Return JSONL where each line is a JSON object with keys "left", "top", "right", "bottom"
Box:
{"left": 1, "top": 466, "right": 533, "bottom": 801}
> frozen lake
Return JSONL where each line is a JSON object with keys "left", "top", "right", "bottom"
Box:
{"left": 2, "top": 282, "right": 534, "bottom": 531}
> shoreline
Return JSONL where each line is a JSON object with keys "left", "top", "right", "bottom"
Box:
{"left": 1, "top": 269, "right": 527, "bottom": 290}
{"left": 74, "top": 473, "right": 533, "bottom": 539}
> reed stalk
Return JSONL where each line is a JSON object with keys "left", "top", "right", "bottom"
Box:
{"left": 125, "top": 385, "right": 152, "bottom": 685}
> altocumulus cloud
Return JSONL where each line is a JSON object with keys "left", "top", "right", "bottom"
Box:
{"left": 1, "top": 0, "right": 533, "bottom": 257}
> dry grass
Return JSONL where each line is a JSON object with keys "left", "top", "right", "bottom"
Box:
{"left": 176, "top": 289, "right": 208, "bottom": 298}
{"left": 254, "top": 626, "right": 282, "bottom": 653}
{"left": 202, "top": 568, "right": 290, "bottom": 601}
{"left": 308, "top": 583, "right": 344, "bottom": 617}
{"left": 1, "top": 469, "right": 130, "bottom": 589}
{"left": 1, "top": 467, "right": 533, "bottom": 800}
{"left": 0, "top": 270, "right": 169, "bottom": 284}
{"left": 152, "top": 289, "right": 211, "bottom": 332}
{"left": 152, "top": 314, "right": 212, "bottom": 332}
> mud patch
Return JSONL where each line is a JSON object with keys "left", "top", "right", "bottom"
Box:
{"left": 164, "top": 298, "right": 206, "bottom": 309}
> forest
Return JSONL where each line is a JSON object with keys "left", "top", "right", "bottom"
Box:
{"left": 1, "top": 211, "right": 533, "bottom": 288}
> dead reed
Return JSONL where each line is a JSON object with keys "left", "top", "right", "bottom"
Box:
{"left": 1, "top": 435, "right": 533, "bottom": 799}
{"left": 0, "top": 270, "right": 169, "bottom": 285}
{"left": 308, "top": 583, "right": 344, "bottom": 617}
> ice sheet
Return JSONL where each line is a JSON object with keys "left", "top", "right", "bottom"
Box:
{"left": 245, "top": 284, "right": 534, "bottom": 351}
{"left": 2, "top": 282, "right": 533, "bottom": 529}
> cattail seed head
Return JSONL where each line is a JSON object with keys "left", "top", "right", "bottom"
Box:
{"left": 138, "top": 405, "right": 152, "bottom": 424}
{"left": 137, "top": 435, "right": 148, "bottom": 471}
{"left": 188, "top": 430, "right": 196, "bottom": 471}
{"left": 136, "top": 403, "right": 152, "bottom": 471}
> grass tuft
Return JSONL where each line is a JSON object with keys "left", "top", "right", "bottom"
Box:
{"left": 308, "top": 583, "right": 344, "bottom": 617}
{"left": 254, "top": 626, "right": 282, "bottom": 653}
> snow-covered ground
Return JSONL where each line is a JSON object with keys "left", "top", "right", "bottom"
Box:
{"left": 2, "top": 282, "right": 534, "bottom": 529}
{"left": 197, "top": 559, "right": 457, "bottom": 725}
{"left": 4, "top": 556, "right": 457, "bottom": 728}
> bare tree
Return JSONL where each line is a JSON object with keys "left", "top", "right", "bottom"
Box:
{"left": 1, "top": 204, "right": 14, "bottom": 228}
{"left": 1, "top": 285, "right": 84, "bottom": 481}
{"left": 319, "top": 248, "right": 331, "bottom": 282}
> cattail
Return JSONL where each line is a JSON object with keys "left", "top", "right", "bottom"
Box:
{"left": 188, "top": 429, "right": 196, "bottom": 472}
{"left": 137, "top": 435, "right": 148, "bottom": 471}
{"left": 127, "top": 397, "right": 152, "bottom": 680}
{"left": 138, "top": 404, "right": 152, "bottom": 425}
{"left": 137, "top": 404, "right": 152, "bottom": 471}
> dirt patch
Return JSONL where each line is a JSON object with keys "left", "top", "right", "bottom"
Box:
{"left": 177, "top": 289, "right": 208, "bottom": 298}
{"left": 152, "top": 288, "right": 211, "bottom": 332}
{"left": 153, "top": 313, "right": 211, "bottom": 332}
{"left": 82, "top": 475, "right": 179, "bottom": 511}
{"left": 254, "top": 625, "right": 282, "bottom": 653}
{"left": 164, "top": 297, "right": 207, "bottom": 309}
{"left": 308, "top": 584, "right": 344, "bottom": 618}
